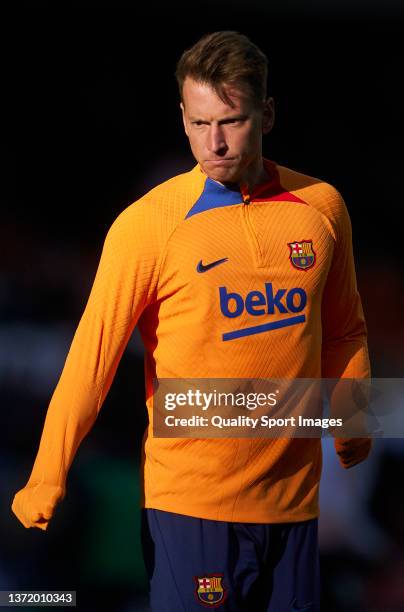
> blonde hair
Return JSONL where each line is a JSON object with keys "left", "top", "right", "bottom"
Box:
{"left": 175, "top": 31, "right": 268, "bottom": 108}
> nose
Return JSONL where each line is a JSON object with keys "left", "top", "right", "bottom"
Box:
{"left": 207, "top": 124, "right": 228, "bottom": 155}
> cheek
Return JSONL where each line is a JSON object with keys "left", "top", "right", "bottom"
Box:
{"left": 188, "top": 132, "right": 204, "bottom": 153}
{"left": 235, "top": 129, "right": 260, "bottom": 154}
{"left": 247, "top": 126, "right": 263, "bottom": 149}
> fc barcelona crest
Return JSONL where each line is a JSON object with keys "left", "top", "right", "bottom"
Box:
{"left": 288, "top": 240, "right": 316, "bottom": 271}
{"left": 194, "top": 574, "right": 227, "bottom": 607}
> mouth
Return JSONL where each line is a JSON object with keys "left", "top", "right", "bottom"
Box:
{"left": 205, "top": 159, "right": 235, "bottom": 166}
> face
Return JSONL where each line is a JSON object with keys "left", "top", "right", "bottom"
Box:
{"left": 180, "top": 77, "right": 274, "bottom": 186}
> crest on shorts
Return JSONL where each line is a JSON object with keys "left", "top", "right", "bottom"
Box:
{"left": 288, "top": 240, "right": 316, "bottom": 270}
{"left": 194, "top": 574, "right": 227, "bottom": 607}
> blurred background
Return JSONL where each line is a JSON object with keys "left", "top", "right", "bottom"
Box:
{"left": 2, "top": 1, "right": 404, "bottom": 610}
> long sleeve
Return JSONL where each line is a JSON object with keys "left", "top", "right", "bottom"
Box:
{"left": 12, "top": 202, "right": 159, "bottom": 529}
{"left": 320, "top": 190, "right": 372, "bottom": 468}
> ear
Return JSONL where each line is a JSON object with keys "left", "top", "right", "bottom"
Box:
{"left": 262, "top": 97, "right": 275, "bottom": 135}
{"left": 180, "top": 101, "right": 189, "bottom": 137}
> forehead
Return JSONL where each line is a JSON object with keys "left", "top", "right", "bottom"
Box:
{"left": 182, "top": 78, "right": 254, "bottom": 118}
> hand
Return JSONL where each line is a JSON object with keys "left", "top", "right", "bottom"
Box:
{"left": 11, "top": 483, "right": 65, "bottom": 530}
{"left": 334, "top": 437, "right": 372, "bottom": 469}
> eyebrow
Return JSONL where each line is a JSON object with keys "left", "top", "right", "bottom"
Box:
{"left": 189, "top": 114, "right": 248, "bottom": 123}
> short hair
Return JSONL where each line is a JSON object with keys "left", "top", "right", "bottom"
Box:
{"left": 175, "top": 31, "right": 268, "bottom": 108}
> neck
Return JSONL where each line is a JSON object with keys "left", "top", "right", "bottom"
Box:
{"left": 239, "top": 158, "right": 269, "bottom": 193}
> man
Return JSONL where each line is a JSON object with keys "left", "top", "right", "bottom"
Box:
{"left": 12, "top": 31, "right": 371, "bottom": 610}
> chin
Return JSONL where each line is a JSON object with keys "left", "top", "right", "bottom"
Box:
{"left": 204, "top": 166, "right": 240, "bottom": 184}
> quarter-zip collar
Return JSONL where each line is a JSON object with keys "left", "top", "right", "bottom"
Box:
{"left": 186, "top": 158, "right": 305, "bottom": 219}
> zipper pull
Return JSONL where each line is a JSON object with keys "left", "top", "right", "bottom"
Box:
{"left": 240, "top": 182, "right": 250, "bottom": 205}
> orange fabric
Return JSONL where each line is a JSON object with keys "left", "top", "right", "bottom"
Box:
{"left": 12, "top": 159, "right": 371, "bottom": 529}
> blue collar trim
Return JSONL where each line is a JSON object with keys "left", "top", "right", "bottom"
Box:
{"left": 185, "top": 177, "right": 243, "bottom": 219}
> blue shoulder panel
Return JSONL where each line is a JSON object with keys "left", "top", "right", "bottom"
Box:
{"left": 185, "top": 177, "right": 243, "bottom": 219}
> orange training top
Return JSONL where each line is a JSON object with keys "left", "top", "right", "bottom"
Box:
{"left": 11, "top": 159, "right": 370, "bottom": 529}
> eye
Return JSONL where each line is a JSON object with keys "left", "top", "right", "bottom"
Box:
{"left": 220, "top": 118, "right": 243, "bottom": 126}
{"left": 192, "top": 121, "right": 206, "bottom": 126}
{"left": 223, "top": 116, "right": 247, "bottom": 125}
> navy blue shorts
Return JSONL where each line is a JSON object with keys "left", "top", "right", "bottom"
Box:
{"left": 141, "top": 509, "right": 320, "bottom": 611}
